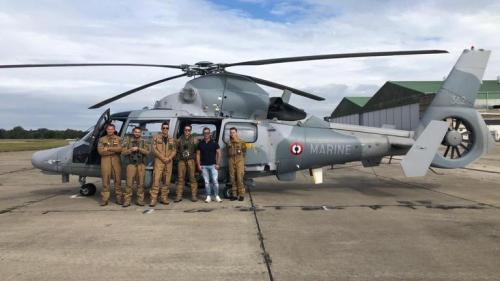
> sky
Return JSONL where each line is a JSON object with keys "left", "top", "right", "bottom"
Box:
{"left": 1, "top": 0, "right": 500, "bottom": 130}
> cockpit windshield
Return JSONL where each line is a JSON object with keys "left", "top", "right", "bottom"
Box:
{"left": 79, "top": 127, "right": 93, "bottom": 142}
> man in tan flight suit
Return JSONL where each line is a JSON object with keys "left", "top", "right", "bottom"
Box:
{"left": 175, "top": 125, "right": 199, "bottom": 202}
{"left": 227, "top": 127, "right": 247, "bottom": 201}
{"left": 150, "top": 122, "right": 176, "bottom": 207}
{"left": 121, "top": 126, "right": 149, "bottom": 207}
{"left": 97, "top": 123, "right": 123, "bottom": 206}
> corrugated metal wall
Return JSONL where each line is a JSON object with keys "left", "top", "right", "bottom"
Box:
{"left": 330, "top": 103, "right": 420, "bottom": 130}
{"left": 475, "top": 98, "right": 500, "bottom": 109}
{"left": 330, "top": 114, "right": 360, "bottom": 125}
{"left": 361, "top": 103, "right": 420, "bottom": 130}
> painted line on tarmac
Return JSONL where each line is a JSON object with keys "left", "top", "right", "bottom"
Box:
{"left": 353, "top": 166, "right": 500, "bottom": 209}
{"left": 461, "top": 167, "right": 500, "bottom": 175}
{"left": 248, "top": 189, "right": 274, "bottom": 281}
{"left": 265, "top": 202, "right": 488, "bottom": 211}
{"left": 0, "top": 193, "right": 62, "bottom": 215}
{"left": 0, "top": 167, "right": 35, "bottom": 176}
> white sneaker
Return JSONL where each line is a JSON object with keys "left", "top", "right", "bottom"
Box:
{"left": 205, "top": 196, "right": 211, "bottom": 203}
{"left": 215, "top": 196, "right": 222, "bottom": 203}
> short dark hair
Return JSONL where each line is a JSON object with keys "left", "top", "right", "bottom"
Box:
{"left": 133, "top": 126, "right": 142, "bottom": 132}
{"left": 203, "top": 127, "right": 210, "bottom": 133}
{"left": 161, "top": 121, "right": 169, "bottom": 127}
{"left": 106, "top": 123, "right": 115, "bottom": 129}
{"left": 229, "top": 127, "right": 237, "bottom": 132}
{"left": 184, "top": 124, "right": 192, "bottom": 130}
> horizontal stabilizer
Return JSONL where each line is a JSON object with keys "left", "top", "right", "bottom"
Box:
{"left": 401, "top": 120, "right": 449, "bottom": 177}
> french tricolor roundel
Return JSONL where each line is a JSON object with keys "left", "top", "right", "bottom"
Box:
{"left": 290, "top": 142, "right": 304, "bottom": 156}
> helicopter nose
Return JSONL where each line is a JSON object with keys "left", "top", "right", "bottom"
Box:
{"left": 31, "top": 147, "right": 63, "bottom": 173}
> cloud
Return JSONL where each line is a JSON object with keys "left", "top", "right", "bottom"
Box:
{"left": 0, "top": 0, "right": 499, "bottom": 130}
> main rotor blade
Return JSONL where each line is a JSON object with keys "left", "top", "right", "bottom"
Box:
{"left": 88, "top": 73, "right": 188, "bottom": 109}
{"left": 228, "top": 72, "right": 324, "bottom": 101}
{"left": 0, "top": 63, "right": 182, "bottom": 69}
{"left": 224, "top": 50, "right": 448, "bottom": 67}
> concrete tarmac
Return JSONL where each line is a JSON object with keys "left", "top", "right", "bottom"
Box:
{"left": 0, "top": 148, "right": 499, "bottom": 281}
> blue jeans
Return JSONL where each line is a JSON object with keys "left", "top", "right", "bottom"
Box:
{"left": 201, "top": 165, "right": 219, "bottom": 196}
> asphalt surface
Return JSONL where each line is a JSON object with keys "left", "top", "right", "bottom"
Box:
{"left": 0, "top": 147, "right": 499, "bottom": 281}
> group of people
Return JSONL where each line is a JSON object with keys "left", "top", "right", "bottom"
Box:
{"left": 97, "top": 122, "right": 247, "bottom": 207}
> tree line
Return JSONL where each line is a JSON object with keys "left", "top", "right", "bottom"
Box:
{"left": 0, "top": 126, "right": 86, "bottom": 139}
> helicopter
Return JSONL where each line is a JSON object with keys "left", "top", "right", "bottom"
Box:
{"left": 1, "top": 48, "right": 495, "bottom": 198}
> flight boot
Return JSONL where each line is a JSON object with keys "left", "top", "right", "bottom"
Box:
{"left": 100, "top": 191, "right": 110, "bottom": 206}
{"left": 160, "top": 196, "right": 169, "bottom": 205}
{"left": 136, "top": 192, "right": 145, "bottom": 206}
{"left": 149, "top": 198, "right": 157, "bottom": 207}
{"left": 116, "top": 195, "right": 123, "bottom": 205}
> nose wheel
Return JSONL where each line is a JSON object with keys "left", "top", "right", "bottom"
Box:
{"left": 78, "top": 176, "right": 96, "bottom": 196}
{"left": 80, "top": 183, "right": 97, "bottom": 196}
{"left": 222, "top": 184, "right": 232, "bottom": 199}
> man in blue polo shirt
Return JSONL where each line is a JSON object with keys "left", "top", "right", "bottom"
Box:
{"left": 196, "top": 127, "right": 222, "bottom": 203}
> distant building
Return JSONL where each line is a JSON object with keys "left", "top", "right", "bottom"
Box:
{"left": 328, "top": 80, "right": 500, "bottom": 136}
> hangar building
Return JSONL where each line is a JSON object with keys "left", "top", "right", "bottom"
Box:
{"left": 327, "top": 80, "right": 500, "bottom": 137}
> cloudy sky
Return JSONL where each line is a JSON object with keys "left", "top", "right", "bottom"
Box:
{"left": 1, "top": 0, "right": 499, "bottom": 130}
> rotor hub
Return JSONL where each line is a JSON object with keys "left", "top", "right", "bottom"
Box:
{"left": 444, "top": 130, "right": 462, "bottom": 146}
{"left": 195, "top": 61, "right": 214, "bottom": 67}
{"left": 183, "top": 61, "right": 223, "bottom": 76}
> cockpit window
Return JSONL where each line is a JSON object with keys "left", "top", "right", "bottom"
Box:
{"left": 190, "top": 124, "right": 217, "bottom": 142}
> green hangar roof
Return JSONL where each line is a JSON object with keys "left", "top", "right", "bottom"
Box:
{"left": 391, "top": 80, "right": 500, "bottom": 99}
{"left": 329, "top": 96, "right": 370, "bottom": 118}
{"left": 331, "top": 80, "right": 500, "bottom": 118}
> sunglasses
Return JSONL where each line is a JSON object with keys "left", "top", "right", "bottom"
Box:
{"left": 162, "top": 127, "right": 169, "bottom": 130}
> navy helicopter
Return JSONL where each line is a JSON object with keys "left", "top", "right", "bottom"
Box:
{"left": 0, "top": 48, "right": 494, "bottom": 197}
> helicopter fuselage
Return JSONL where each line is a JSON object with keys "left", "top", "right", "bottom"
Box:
{"left": 32, "top": 107, "right": 412, "bottom": 187}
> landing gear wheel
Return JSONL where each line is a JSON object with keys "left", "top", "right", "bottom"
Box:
{"left": 223, "top": 186, "right": 232, "bottom": 199}
{"left": 80, "top": 183, "right": 97, "bottom": 196}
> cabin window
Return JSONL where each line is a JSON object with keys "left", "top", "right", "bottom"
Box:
{"left": 125, "top": 120, "right": 170, "bottom": 141}
{"left": 112, "top": 120, "right": 125, "bottom": 136}
{"left": 176, "top": 118, "right": 222, "bottom": 141}
{"left": 223, "top": 122, "right": 257, "bottom": 143}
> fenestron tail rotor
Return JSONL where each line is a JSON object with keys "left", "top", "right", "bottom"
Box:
{"left": 0, "top": 49, "right": 448, "bottom": 108}
{"left": 439, "top": 117, "right": 474, "bottom": 160}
